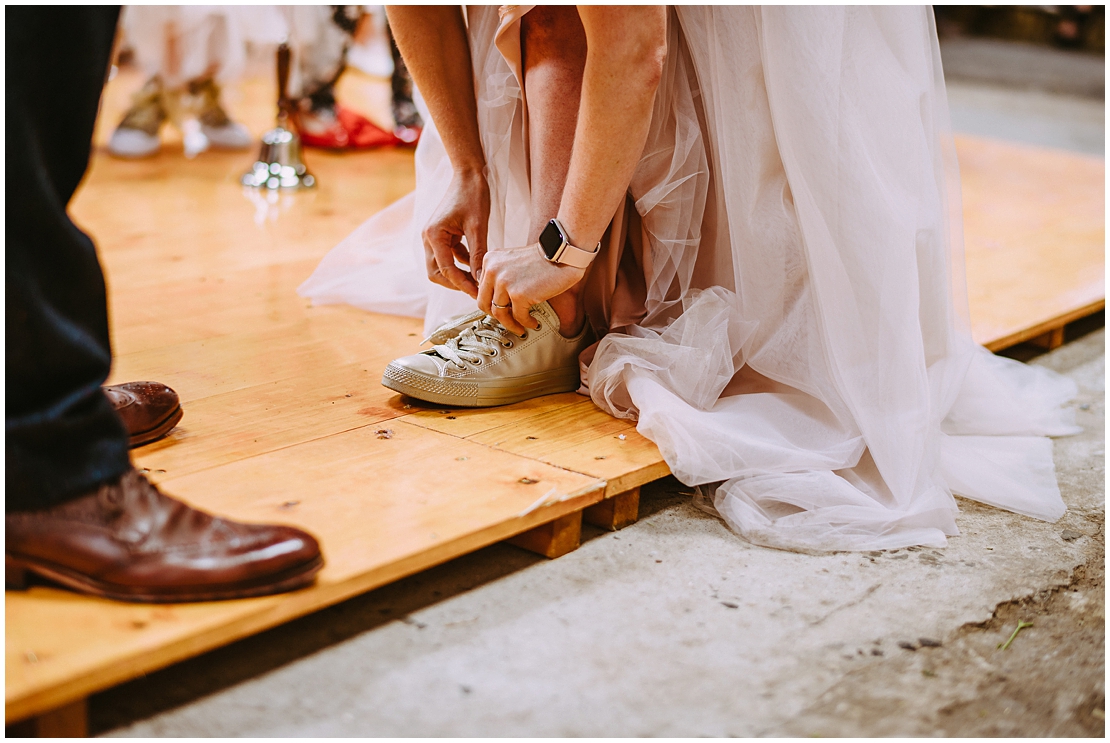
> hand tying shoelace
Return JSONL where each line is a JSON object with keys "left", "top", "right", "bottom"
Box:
{"left": 431, "top": 315, "right": 524, "bottom": 369}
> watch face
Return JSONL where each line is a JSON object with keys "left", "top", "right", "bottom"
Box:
{"left": 539, "top": 220, "right": 563, "bottom": 260}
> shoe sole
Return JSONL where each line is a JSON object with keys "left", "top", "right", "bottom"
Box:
{"left": 128, "top": 405, "right": 184, "bottom": 448}
{"left": 6, "top": 553, "right": 324, "bottom": 603}
{"left": 382, "top": 364, "right": 581, "bottom": 407}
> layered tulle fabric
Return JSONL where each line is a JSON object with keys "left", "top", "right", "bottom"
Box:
{"left": 299, "top": 6, "right": 1079, "bottom": 551}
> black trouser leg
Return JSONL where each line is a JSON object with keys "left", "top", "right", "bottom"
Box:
{"left": 5, "top": 6, "right": 130, "bottom": 512}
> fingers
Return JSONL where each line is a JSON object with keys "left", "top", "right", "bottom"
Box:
{"left": 427, "top": 268, "right": 455, "bottom": 291}
{"left": 425, "top": 249, "right": 456, "bottom": 290}
{"left": 478, "top": 265, "right": 528, "bottom": 335}
{"left": 476, "top": 268, "right": 494, "bottom": 315}
{"left": 511, "top": 299, "right": 539, "bottom": 332}
{"left": 468, "top": 216, "right": 489, "bottom": 283}
{"left": 491, "top": 302, "right": 526, "bottom": 336}
{"left": 451, "top": 240, "right": 471, "bottom": 267}
{"left": 425, "top": 228, "right": 478, "bottom": 298}
{"left": 482, "top": 253, "right": 538, "bottom": 332}
{"left": 486, "top": 285, "right": 526, "bottom": 335}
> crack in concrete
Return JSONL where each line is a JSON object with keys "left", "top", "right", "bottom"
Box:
{"left": 807, "top": 582, "right": 883, "bottom": 627}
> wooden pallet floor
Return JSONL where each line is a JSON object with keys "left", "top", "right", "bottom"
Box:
{"left": 5, "top": 66, "right": 1104, "bottom": 732}
{"left": 961, "top": 134, "right": 1105, "bottom": 351}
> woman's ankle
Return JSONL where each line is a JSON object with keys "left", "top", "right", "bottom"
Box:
{"left": 547, "top": 292, "right": 586, "bottom": 338}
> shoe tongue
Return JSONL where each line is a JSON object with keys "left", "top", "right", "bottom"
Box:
{"left": 464, "top": 317, "right": 517, "bottom": 353}
{"left": 456, "top": 323, "right": 495, "bottom": 351}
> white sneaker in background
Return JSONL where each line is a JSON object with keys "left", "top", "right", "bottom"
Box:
{"left": 202, "top": 121, "right": 253, "bottom": 150}
{"left": 108, "top": 127, "right": 161, "bottom": 158}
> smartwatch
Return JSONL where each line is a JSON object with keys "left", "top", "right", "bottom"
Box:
{"left": 539, "top": 218, "right": 600, "bottom": 269}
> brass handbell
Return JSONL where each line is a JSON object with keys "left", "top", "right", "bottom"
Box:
{"left": 242, "top": 43, "right": 315, "bottom": 189}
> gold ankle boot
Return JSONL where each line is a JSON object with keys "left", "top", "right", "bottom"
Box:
{"left": 108, "top": 76, "right": 166, "bottom": 158}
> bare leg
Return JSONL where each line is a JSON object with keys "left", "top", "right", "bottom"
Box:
{"left": 521, "top": 7, "right": 588, "bottom": 337}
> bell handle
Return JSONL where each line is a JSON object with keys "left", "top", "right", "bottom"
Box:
{"left": 276, "top": 42, "right": 291, "bottom": 115}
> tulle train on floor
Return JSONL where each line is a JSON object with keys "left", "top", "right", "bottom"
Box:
{"left": 299, "top": 6, "right": 1079, "bottom": 551}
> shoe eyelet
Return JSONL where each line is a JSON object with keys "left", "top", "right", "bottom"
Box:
{"left": 502, "top": 341, "right": 514, "bottom": 348}
{"left": 472, "top": 358, "right": 483, "bottom": 366}
{"left": 519, "top": 332, "right": 528, "bottom": 340}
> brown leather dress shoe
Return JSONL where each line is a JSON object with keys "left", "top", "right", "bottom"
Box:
{"left": 6, "top": 469, "right": 324, "bottom": 602}
{"left": 104, "top": 381, "right": 183, "bottom": 448}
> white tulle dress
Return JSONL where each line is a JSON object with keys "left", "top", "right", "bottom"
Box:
{"left": 299, "top": 6, "right": 1079, "bottom": 552}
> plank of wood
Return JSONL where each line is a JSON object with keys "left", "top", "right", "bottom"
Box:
{"left": 103, "top": 260, "right": 326, "bottom": 354}
{"left": 74, "top": 150, "right": 413, "bottom": 292}
{"left": 108, "top": 309, "right": 414, "bottom": 403}
{"left": 507, "top": 511, "right": 583, "bottom": 558}
{"left": 464, "top": 397, "right": 630, "bottom": 454}
{"left": 1028, "top": 325, "right": 1067, "bottom": 350}
{"left": 584, "top": 487, "right": 641, "bottom": 531}
{"left": 957, "top": 134, "right": 1104, "bottom": 350}
{"left": 402, "top": 392, "right": 670, "bottom": 498}
{"left": 6, "top": 422, "right": 604, "bottom": 724}
{"left": 5, "top": 697, "right": 87, "bottom": 738}
{"left": 981, "top": 300, "right": 1104, "bottom": 352}
{"left": 530, "top": 431, "right": 672, "bottom": 498}
{"left": 113, "top": 308, "right": 433, "bottom": 481}
{"left": 128, "top": 363, "right": 408, "bottom": 479}
{"left": 33, "top": 698, "right": 87, "bottom": 738}
{"left": 459, "top": 402, "right": 669, "bottom": 497}
{"left": 397, "top": 391, "right": 588, "bottom": 438}
{"left": 73, "top": 69, "right": 416, "bottom": 319}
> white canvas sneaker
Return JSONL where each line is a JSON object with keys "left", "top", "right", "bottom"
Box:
{"left": 108, "top": 127, "right": 162, "bottom": 158}
{"left": 201, "top": 121, "right": 252, "bottom": 150}
{"left": 382, "top": 301, "right": 590, "bottom": 407}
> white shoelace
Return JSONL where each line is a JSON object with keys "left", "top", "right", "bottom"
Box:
{"left": 432, "top": 316, "right": 521, "bottom": 369}
{"left": 422, "top": 309, "right": 486, "bottom": 346}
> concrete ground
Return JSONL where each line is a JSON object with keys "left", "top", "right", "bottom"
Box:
{"left": 939, "top": 37, "right": 1104, "bottom": 98}
{"left": 91, "top": 37, "right": 1104, "bottom": 738}
{"left": 946, "top": 81, "right": 1104, "bottom": 156}
{"left": 941, "top": 36, "right": 1104, "bottom": 156}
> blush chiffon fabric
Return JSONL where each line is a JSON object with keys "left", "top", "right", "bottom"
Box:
{"left": 299, "top": 6, "right": 1079, "bottom": 552}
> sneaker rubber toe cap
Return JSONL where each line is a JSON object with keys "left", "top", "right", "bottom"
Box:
{"left": 109, "top": 128, "right": 161, "bottom": 158}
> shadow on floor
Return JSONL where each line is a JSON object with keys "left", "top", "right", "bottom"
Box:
{"left": 997, "top": 310, "right": 1104, "bottom": 363}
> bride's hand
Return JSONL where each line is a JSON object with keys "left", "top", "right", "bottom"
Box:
{"left": 422, "top": 169, "right": 490, "bottom": 298}
{"left": 477, "top": 243, "right": 586, "bottom": 335}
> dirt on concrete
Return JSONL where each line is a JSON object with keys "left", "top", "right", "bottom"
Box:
{"left": 938, "top": 548, "right": 1104, "bottom": 736}
{"left": 778, "top": 325, "right": 1105, "bottom": 738}
{"left": 780, "top": 500, "right": 1104, "bottom": 738}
